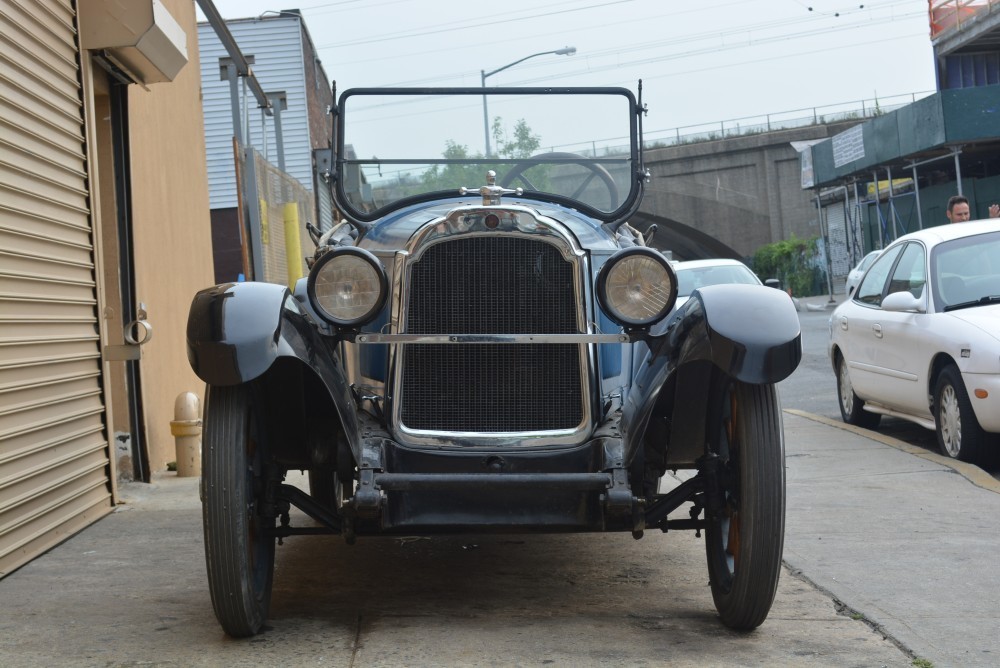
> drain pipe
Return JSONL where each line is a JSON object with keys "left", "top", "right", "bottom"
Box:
{"left": 171, "top": 392, "right": 202, "bottom": 477}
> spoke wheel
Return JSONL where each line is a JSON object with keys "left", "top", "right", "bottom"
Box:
{"left": 836, "top": 354, "right": 881, "bottom": 428}
{"left": 705, "top": 381, "right": 785, "bottom": 631}
{"left": 935, "top": 365, "right": 984, "bottom": 463}
{"left": 202, "top": 384, "right": 275, "bottom": 637}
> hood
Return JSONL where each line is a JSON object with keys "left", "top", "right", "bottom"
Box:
{"left": 358, "top": 197, "right": 619, "bottom": 253}
{"left": 946, "top": 305, "right": 1000, "bottom": 342}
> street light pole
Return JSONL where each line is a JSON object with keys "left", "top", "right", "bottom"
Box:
{"left": 480, "top": 46, "right": 576, "bottom": 157}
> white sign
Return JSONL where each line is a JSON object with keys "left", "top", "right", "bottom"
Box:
{"left": 832, "top": 125, "right": 865, "bottom": 168}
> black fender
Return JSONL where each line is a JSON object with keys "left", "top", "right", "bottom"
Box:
{"left": 622, "top": 283, "right": 801, "bottom": 469}
{"left": 186, "top": 282, "right": 360, "bottom": 454}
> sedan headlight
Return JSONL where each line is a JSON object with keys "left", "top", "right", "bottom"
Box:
{"left": 596, "top": 247, "right": 677, "bottom": 328}
{"left": 307, "top": 247, "right": 388, "bottom": 327}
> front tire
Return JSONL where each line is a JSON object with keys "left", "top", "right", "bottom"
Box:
{"left": 202, "top": 384, "right": 276, "bottom": 637}
{"left": 836, "top": 354, "right": 881, "bottom": 429}
{"left": 705, "top": 381, "right": 785, "bottom": 631}
{"left": 935, "top": 365, "right": 984, "bottom": 463}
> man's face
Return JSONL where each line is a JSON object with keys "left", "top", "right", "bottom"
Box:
{"left": 948, "top": 202, "right": 971, "bottom": 223}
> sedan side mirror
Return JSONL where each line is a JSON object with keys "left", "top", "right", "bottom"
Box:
{"left": 764, "top": 278, "right": 782, "bottom": 290}
{"left": 881, "top": 290, "right": 926, "bottom": 313}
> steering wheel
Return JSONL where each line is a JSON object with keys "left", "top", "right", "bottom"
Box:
{"left": 499, "top": 151, "right": 621, "bottom": 210}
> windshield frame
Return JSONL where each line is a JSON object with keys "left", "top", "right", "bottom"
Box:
{"left": 332, "top": 86, "right": 644, "bottom": 225}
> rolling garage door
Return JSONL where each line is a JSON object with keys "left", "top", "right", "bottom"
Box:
{"left": 825, "top": 200, "right": 851, "bottom": 281}
{"left": 0, "top": 0, "right": 113, "bottom": 576}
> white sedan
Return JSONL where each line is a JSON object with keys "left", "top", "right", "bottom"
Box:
{"left": 844, "top": 249, "right": 881, "bottom": 297}
{"left": 828, "top": 219, "right": 1000, "bottom": 463}
{"left": 672, "top": 258, "right": 763, "bottom": 310}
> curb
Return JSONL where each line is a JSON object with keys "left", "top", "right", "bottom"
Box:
{"left": 784, "top": 408, "right": 1000, "bottom": 495}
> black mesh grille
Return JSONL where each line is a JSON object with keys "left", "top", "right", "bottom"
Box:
{"left": 401, "top": 236, "right": 583, "bottom": 432}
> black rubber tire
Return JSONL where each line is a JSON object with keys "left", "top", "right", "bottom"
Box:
{"left": 934, "top": 365, "right": 985, "bottom": 463}
{"left": 836, "top": 354, "right": 881, "bottom": 429}
{"left": 499, "top": 151, "right": 620, "bottom": 209}
{"left": 202, "top": 384, "right": 275, "bottom": 637}
{"left": 705, "top": 381, "right": 785, "bottom": 631}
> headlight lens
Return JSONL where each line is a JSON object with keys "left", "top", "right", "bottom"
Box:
{"left": 307, "top": 247, "right": 388, "bottom": 326}
{"left": 597, "top": 247, "right": 677, "bottom": 327}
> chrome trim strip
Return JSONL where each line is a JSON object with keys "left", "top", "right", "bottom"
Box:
{"left": 355, "top": 333, "right": 630, "bottom": 344}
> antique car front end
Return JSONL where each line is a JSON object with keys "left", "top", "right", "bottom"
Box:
{"left": 187, "top": 86, "right": 802, "bottom": 638}
{"left": 330, "top": 200, "right": 653, "bottom": 535}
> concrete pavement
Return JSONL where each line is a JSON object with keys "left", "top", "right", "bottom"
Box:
{"left": 0, "top": 410, "right": 997, "bottom": 666}
{"left": 783, "top": 410, "right": 1000, "bottom": 668}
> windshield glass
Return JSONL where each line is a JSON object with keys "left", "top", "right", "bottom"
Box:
{"left": 859, "top": 251, "right": 879, "bottom": 272}
{"left": 931, "top": 230, "right": 1000, "bottom": 311}
{"left": 336, "top": 88, "right": 639, "bottom": 222}
{"left": 676, "top": 264, "right": 760, "bottom": 297}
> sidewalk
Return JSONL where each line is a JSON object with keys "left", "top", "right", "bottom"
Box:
{"left": 0, "top": 412, "right": 996, "bottom": 666}
{"left": 783, "top": 410, "right": 1000, "bottom": 667}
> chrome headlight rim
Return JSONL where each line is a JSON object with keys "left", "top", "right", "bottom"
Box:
{"left": 596, "top": 246, "right": 678, "bottom": 328}
{"left": 306, "top": 246, "right": 388, "bottom": 327}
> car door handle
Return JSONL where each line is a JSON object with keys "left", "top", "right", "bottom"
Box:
{"left": 872, "top": 323, "right": 882, "bottom": 339}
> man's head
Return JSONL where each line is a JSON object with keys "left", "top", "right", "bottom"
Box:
{"left": 947, "top": 195, "right": 971, "bottom": 223}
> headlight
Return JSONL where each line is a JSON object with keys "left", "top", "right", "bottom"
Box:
{"left": 307, "top": 247, "right": 388, "bottom": 327}
{"left": 596, "top": 247, "right": 677, "bottom": 328}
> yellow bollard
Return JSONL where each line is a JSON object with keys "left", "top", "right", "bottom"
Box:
{"left": 170, "top": 392, "right": 202, "bottom": 477}
{"left": 283, "top": 202, "right": 303, "bottom": 288}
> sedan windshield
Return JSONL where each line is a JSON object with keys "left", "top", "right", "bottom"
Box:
{"left": 335, "top": 88, "right": 639, "bottom": 222}
{"left": 676, "top": 264, "right": 761, "bottom": 297}
{"left": 932, "top": 230, "right": 1000, "bottom": 312}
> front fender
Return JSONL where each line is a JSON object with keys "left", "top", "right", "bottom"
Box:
{"left": 622, "top": 284, "right": 801, "bottom": 467}
{"left": 186, "top": 282, "right": 361, "bottom": 453}
{"left": 187, "top": 282, "right": 294, "bottom": 385}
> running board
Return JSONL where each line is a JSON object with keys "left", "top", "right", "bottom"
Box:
{"left": 863, "top": 403, "right": 936, "bottom": 430}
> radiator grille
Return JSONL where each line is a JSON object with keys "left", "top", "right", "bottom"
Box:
{"left": 401, "top": 236, "right": 583, "bottom": 432}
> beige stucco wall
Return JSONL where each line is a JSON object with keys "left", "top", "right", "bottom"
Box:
{"left": 126, "top": 0, "right": 214, "bottom": 471}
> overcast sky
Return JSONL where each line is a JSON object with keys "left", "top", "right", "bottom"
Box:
{"left": 202, "top": 0, "right": 936, "bottom": 147}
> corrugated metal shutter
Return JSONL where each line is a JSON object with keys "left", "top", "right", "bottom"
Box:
{"left": 0, "top": 0, "right": 113, "bottom": 576}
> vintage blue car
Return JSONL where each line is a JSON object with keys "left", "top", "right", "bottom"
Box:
{"left": 187, "top": 86, "right": 802, "bottom": 637}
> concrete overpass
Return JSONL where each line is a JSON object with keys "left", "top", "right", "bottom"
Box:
{"left": 632, "top": 121, "right": 858, "bottom": 260}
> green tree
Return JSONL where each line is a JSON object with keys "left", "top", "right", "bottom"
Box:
{"left": 491, "top": 117, "right": 548, "bottom": 190}
{"left": 420, "top": 140, "right": 485, "bottom": 192}
{"left": 493, "top": 118, "right": 541, "bottom": 159}
{"left": 752, "top": 235, "right": 823, "bottom": 297}
{"left": 416, "top": 118, "right": 546, "bottom": 192}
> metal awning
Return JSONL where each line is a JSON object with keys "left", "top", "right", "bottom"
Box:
{"left": 805, "top": 84, "right": 1000, "bottom": 189}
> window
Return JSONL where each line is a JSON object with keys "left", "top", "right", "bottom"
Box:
{"left": 932, "top": 230, "right": 1000, "bottom": 310}
{"left": 854, "top": 244, "right": 903, "bottom": 307}
{"left": 886, "top": 242, "right": 926, "bottom": 299}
